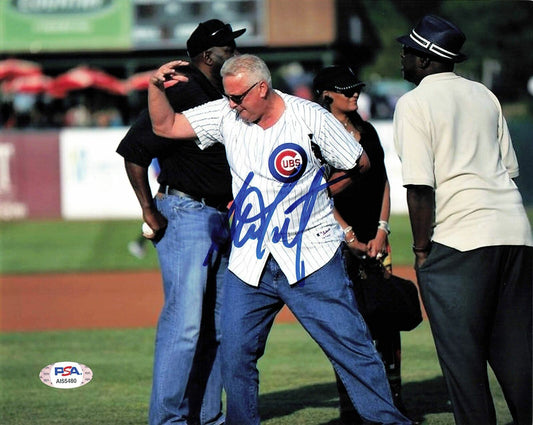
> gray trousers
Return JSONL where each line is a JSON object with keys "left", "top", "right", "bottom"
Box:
{"left": 416, "top": 242, "right": 532, "bottom": 425}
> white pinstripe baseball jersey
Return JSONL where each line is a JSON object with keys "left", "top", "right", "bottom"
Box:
{"left": 183, "top": 91, "right": 363, "bottom": 285}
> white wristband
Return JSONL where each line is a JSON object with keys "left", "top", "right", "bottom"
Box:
{"left": 378, "top": 220, "right": 390, "bottom": 235}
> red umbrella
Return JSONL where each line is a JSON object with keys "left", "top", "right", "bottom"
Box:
{"left": 125, "top": 69, "right": 179, "bottom": 92}
{"left": 0, "top": 58, "right": 42, "bottom": 80}
{"left": 1, "top": 74, "right": 53, "bottom": 94}
{"left": 49, "top": 66, "right": 126, "bottom": 97}
{"left": 125, "top": 70, "right": 155, "bottom": 92}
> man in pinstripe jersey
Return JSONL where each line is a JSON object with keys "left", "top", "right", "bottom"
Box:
{"left": 148, "top": 54, "right": 411, "bottom": 425}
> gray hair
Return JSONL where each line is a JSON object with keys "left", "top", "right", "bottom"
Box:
{"left": 220, "top": 54, "right": 272, "bottom": 87}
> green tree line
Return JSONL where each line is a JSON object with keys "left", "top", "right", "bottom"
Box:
{"left": 349, "top": 0, "right": 533, "bottom": 103}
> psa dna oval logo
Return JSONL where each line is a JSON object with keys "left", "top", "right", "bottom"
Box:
{"left": 268, "top": 143, "right": 307, "bottom": 183}
{"left": 39, "top": 361, "right": 93, "bottom": 389}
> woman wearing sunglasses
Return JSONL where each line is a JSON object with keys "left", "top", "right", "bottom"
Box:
{"left": 313, "top": 66, "right": 416, "bottom": 425}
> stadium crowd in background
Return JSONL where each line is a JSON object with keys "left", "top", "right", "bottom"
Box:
{"left": 0, "top": 59, "right": 392, "bottom": 130}
{"left": 0, "top": 91, "right": 126, "bottom": 128}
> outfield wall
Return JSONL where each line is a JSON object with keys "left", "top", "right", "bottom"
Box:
{"left": 1, "top": 128, "right": 159, "bottom": 220}
{"left": 0, "top": 131, "right": 61, "bottom": 220}
{"left": 0, "top": 123, "right": 413, "bottom": 221}
{"left": 58, "top": 128, "right": 160, "bottom": 219}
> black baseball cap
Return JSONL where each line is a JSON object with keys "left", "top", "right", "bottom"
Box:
{"left": 186, "top": 19, "right": 246, "bottom": 58}
{"left": 313, "top": 66, "right": 365, "bottom": 96}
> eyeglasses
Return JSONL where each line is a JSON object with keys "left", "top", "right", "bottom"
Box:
{"left": 226, "top": 81, "right": 259, "bottom": 105}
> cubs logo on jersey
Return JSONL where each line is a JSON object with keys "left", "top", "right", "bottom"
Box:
{"left": 268, "top": 143, "right": 307, "bottom": 183}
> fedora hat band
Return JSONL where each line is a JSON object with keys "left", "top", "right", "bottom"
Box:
{"left": 410, "top": 29, "right": 461, "bottom": 60}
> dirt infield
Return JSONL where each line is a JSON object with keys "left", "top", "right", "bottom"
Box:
{"left": 0, "top": 267, "right": 422, "bottom": 332}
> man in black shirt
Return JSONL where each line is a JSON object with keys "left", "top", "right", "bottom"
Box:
{"left": 116, "top": 19, "right": 245, "bottom": 425}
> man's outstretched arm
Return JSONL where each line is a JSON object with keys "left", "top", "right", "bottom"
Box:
{"left": 148, "top": 60, "right": 197, "bottom": 139}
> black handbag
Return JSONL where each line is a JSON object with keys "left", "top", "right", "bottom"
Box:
{"left": 348, "top": 256, "right": 423, "bottom": 335}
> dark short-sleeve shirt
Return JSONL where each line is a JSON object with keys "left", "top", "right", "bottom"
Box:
{"left": 116, "top": 66, "right": 232, "bottom": 203}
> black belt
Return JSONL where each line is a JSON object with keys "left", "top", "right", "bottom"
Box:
{"left": 158, "top": 185, "right": 228, "bottom": 212}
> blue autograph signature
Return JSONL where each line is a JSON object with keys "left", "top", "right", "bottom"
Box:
{"left": 204, "top": 168, "right": 347, "bottom": 282}
{"left": 204, "top": 168, "right": 350, "bottom": 283}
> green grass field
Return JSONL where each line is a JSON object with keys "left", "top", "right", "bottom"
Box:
{"left": 0, "top": 322, "right": 512, "bottom": 425}
{"left": 0, "top": 219, "right": 160, "bottom": 275}
{"left": 1, "top": 213, "right": 529, "bottom": 424}
{"left": 1, "top": 211, "right": 531, "bottom": 274}
{"left": 0, "top": 215, "right": 418, "bottom": 275}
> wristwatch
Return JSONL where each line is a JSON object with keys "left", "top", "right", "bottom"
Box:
{"left": 412, "top": 242, "right": 432, "bottom": 254}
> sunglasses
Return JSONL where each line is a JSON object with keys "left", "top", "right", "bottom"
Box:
{"left": 226, "top": 81, "right": 259, "bottom": 105}
{"left": 335, "top": 87, "right": 362, "bottom": 98}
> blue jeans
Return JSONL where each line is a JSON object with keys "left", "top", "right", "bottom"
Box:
{"left": 149, "top": 193, "right": 230, "bottom": 425}
{"left": 220, "top": 249, "right": 411, "bottom": 425}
